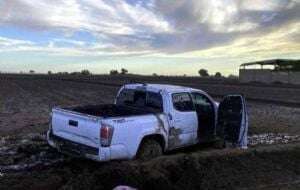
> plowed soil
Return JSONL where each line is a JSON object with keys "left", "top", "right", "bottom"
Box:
{"left": 0, "top": 76, "right": 300, "bottom": 190}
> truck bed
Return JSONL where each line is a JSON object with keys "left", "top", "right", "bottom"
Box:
{"left": 67, "top": 104, "right": 161, "bottom": 118}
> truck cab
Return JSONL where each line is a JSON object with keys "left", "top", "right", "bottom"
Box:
{"left": 47, "top": 83, "right": 248, "bottom": 161}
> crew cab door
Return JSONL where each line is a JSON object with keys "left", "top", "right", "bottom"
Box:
{"left": 216, "top": 94, "right": 248, "bottom": 148}
{"left": 168, "top": 92, "right": 198, "bottom": 149}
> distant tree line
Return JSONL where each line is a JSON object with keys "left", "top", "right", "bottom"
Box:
{"left": 109, "top": 68, "right": 128, "bottom": 75}
{"left": 46, "top": 69, "right": 92, "bottom": 76}
{"left": 198, "top": 68, "right": 237, "bottom": 79}
{"left": 45, "top": 68, "right": 130, "bottom": 76}
{"left": 22, "top": 68, "right": 237, "bottom": 79}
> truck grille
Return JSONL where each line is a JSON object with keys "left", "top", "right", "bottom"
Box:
{"left": 49, "top": 132, "right": 99, "bottom": 156}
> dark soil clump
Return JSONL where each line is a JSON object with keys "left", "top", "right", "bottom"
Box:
{"left": 1, "top": 143, "right": 300, "bottom": 190}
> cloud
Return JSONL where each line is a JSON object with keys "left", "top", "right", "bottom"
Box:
{"left": 0, "top": 36, "right": 34, "bottom": 47}
{"left": 0, "top": 35, "right": 155, "bottom": 58}
{"left": 0, "top": 0, "right": 171, "bottom": 35}
{"left": 241, "top": 0, "right": 292, "bottom": 11}
{"left": 0, "top": 0, "right": 299, "bottom": 56}
{"left": 51, "top": 38, "right": 87, "bottom": 47}
{"left": 152, "top": 0, "right": 299, "bottom": 53}
{"left": 156, "top": 22, "right": 300, "bottom": 62}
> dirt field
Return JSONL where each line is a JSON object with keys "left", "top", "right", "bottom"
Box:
{"left": 0, "top": 77, "right": 299, "bottom": 136}
{"left": 0, "top": 79, "right": 118, "bottom": 136}
{"left": 0, "top": 76, "right": 300, "bottom": 190}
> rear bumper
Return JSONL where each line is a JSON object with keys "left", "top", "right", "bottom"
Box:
{"left": 47, "top": 130, "right": 111, "bottom": 161}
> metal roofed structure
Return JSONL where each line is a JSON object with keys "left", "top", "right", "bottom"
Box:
{"left": 240, "top": 59, "right": 300, "bottom": 71}
{"left": 239, "top": 59, "right": 300, "bottom": 84}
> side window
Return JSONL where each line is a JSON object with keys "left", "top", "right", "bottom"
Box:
{"left": 117, "top": 89, "right": 146, "bottom": 106}
{"left": 191, "top": 93, "right": 212, "bottom": 107}
{"left": 116, "top": 89, "right": 163, "bottom": 112}
{"left": 172, "top": 93, "right": 194, "bottom": 112}
{"left": 117, "top": 89, "right": 135, "bottom": 105}
{"left": 191, "top": 92, "right": 213, "bottom": 112}
{"left": 147, "top": 92, "right": 163, "bottom": 111}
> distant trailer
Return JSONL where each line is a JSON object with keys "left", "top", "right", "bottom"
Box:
{"left": 239, "top": 59, "right": 300, "bottom": 85}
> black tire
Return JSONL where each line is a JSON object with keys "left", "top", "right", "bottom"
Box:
{"left": 136, "top": 139, "right": 163, "bottom": 161}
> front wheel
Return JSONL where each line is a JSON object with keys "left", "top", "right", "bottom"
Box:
{"left": 136, "top": 139, "right": 162, "bottom": 161}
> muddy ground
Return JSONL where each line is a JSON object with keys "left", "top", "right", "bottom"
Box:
{"left": 0, "top": 77, "right": 300, "bottom": 190}
{"left": 1, "top": 133, "right": 300, "bottom": 190}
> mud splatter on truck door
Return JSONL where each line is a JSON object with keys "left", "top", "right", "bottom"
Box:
{"left": 168, "top": 127, "right": 183, "bottom": 149}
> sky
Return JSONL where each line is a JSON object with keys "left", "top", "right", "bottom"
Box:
{"left": 0, "top": 0, "right": 299, "bottom": 76}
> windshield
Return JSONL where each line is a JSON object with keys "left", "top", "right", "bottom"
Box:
{"left": 116, "top": 89, "right": 163, "bottom": 112}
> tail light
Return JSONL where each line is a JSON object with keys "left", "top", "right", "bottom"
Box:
{"left": 100, "top": 122, "right": 114, "bottom": 147}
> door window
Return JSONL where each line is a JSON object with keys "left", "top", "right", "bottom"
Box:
{"left": 172, "top": 93, "right": 194, "bottom": 112}
{"left": 191, "top": 93, "right": 213, "bottom": 112}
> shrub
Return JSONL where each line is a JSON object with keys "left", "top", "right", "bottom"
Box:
{"left": 198, "top": 69, "right": 209, "bottom": 77}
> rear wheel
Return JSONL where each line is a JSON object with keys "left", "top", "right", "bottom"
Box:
{"left": 136, "top": 139, "right": 163, "bottom": 161}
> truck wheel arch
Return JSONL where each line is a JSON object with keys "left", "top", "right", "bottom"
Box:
{"left": 136, "top": 134, "right": 166, "bottom": 154}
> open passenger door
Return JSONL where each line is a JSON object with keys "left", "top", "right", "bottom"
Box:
{"left": 216, "top": 94, "right": 248, "bottom": 148}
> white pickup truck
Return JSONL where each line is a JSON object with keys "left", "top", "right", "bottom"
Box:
{"left": 47, "top": 83, "right": 248, "bottom": 161}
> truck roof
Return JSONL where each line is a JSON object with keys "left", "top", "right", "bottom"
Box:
{"left": 124, "top": 83, "right": 203, "bottom": 93}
